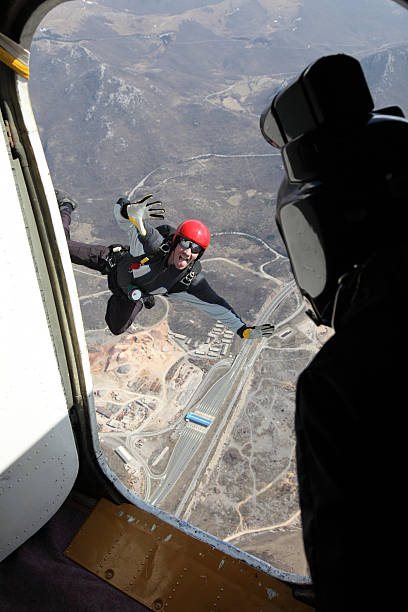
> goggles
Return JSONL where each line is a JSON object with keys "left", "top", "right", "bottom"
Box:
{"left": 178, "top": 237, "right": 203, "bottom": 254}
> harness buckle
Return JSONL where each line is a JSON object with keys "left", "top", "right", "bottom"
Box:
{"left": 159, "top": 240, "right": 171, "bottom": 254}
{"left": 106, "top": 244, "right": 127, "bottom": 269}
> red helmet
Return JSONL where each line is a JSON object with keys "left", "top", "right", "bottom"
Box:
{"left": 173, "top": 219, "right": 210, "bottom": 251}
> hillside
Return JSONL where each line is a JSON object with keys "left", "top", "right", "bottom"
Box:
{"left": 29, "top": 0, "right": 408, "bottom": 252}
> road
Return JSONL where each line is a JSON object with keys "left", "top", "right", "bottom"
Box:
{"left": 101, "top": 279, "right": 301, "bottom": 510}
{"left": 146, "top": 281, "right": 299, "bottom": 507}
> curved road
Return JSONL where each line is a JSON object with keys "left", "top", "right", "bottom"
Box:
{"left": 102, "top": 279, "right": 301, "bottom": 511}
{"left": 145, "top": 280, "right": 298, "bottom": 507}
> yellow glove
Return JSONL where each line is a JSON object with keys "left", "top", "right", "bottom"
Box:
{"left": 240, "top": 324, "right": 275, "bottom": 339}
{"left": 127, "top": 194, "right": 165, "bottom": 236}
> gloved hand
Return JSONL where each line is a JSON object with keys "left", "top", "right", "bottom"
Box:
{"left": 126, "top": 194, "right": 165, "bottom": 236}
{"left": 239, "top": 324, "right": 275, "bottom": 339}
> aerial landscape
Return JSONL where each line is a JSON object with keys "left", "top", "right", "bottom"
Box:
{"left": 28, "top": 0, "right": 408, "bottom": 576}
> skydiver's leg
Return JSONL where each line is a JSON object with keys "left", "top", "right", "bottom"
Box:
{"left": 59, "top": 196, "right": 110, "bottom": 274}
{"left": 57, "top": 189, "right": 141, "bottom": 335}
{"left": 105, "top": 293, "right": 143, "bottom": 335}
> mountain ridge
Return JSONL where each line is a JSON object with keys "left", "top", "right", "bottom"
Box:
{"left": 29, "top": 1, "right": 408, "bottom": 249}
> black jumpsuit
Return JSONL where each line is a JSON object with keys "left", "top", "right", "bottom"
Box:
{"left": 60, "top": 206, "right": 143, "bottom": 334}
{"left": 61, "top": 204, "right": 245, "bottom": 336}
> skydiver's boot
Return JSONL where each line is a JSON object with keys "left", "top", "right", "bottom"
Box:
{"left": 57, "top": 188, "right": 110, "bottom": 273}
{"left": 55, "top": 188, "right": 78, "bottom": 213}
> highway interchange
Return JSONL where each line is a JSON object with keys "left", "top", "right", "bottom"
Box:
{"left": 101, "top": 279, "right": 303, "bottom": 514}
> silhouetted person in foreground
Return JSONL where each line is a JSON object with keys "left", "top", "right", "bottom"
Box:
{"left": 261, "top": 54, "right": 407, "bottom": 611}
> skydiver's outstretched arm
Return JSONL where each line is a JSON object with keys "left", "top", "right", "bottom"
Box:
{"left": 170, "top": 273, "right": 274, "bottom": 338}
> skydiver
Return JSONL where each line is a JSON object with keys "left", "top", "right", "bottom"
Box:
{"left": 260, "top": 54, "right": 407, "bottom": 611}
{"left": 57, "top": 190, "right": 275, "bottom": 339}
